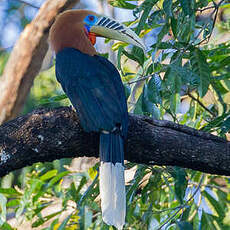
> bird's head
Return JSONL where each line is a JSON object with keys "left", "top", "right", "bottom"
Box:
{"left": 49, "top": 10, "right": 145, "bottom": 55}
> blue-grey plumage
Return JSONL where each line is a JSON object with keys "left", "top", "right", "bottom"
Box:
{"left": 56, "top": 48, "right": 128, "bottom": 137}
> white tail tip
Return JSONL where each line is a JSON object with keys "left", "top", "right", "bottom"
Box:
{"left": 99, "top": 162, "right": 126, "bottom": 230}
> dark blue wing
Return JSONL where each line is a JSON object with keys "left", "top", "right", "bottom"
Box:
{"left": 55, "top": 48, "right": 128, "bottom": 137}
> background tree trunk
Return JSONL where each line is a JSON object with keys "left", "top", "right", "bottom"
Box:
{"left": 0, "top": 0, "right": 79, "bottom": 124}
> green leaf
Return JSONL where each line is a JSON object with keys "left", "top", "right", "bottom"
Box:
{"left": 170, "top": 167, "right": 188, "bottom": 204}
{"left": 178, "top": 16, "right": 193, "bottom": 42}
{"left": 163, "top": 0, "right": 172, "bottom": 18}
{"left": 109, "top": 0, "right": 137, "bottom": 9}
{"left": 16, "top": 200, "right": 25, "bottom": 218}
{"left": 25, "top": 179, "right": 43, "bottom": 200}
{"left": 190, "top": 48, "right": 211, "bottom": 97}
{"left": 117, "top": 46, "right": 124, "bottom": 70}
{"left": 147, "top": 74, "right": 162, "bottom": 104}
{"left": 179, "top": 0, "right": 193, "bottom": 16}
{"left": 223, "top": 208, "right": 230, "bottom": 226}
{"left": 221, "top": 117, "right": 230, "bottom": 134}
{"left": 201, "top": 113, "right": 230, "bottom": 132}
{"left": 166, "top": 65, "right": 182, "bottom": 114}
{"left": 152, "top": 104, "right": 161, "bottom": 119}
{"left": 142, "top": 84, "right": 154, "bottom": 114}
{"left": 40, "top": 169, "right": 58, "bottom": 181}
{"left": 78, "top": 174, "right": 99, "bottom": 206}
{"left": 124, "top": 84, "right": 131, "bottom": 99}
{"left": 170, "top": 63, "right": 199, "bottom": 88}
{"left": 7, "top": 199, "right": 20, "bottom": 207}
{"left": 126, "top": 165, "right": 147, "bottom": 203}
{"left": 47, "top": 218, "right": 59, "bottom": 230}
{"left": 0, "top": 188, "right": 21, "bottom": 196}
{"left": 210, "top": 56, "right": 230, "bottom": 72}
{"left": 122, "top": 47, "right": 144, "bottom": 66}
{"left": 73, "top": 176, "right": 87, "bottom": 198}
{"left": 170, "top": 93, "right": 180, "bottom": 114}
{"left": 157, "top": 23, "right": 170, "bottom": 43}
{"left": 171, "top": 16, "right": 177, "bottom": 38}
{"left": 79, "top": 206, "right": 92, "bottom": 229}
{"left": 48, "top": 171, "right": 70, "bottom": 187}
{"left": 200, "top": 211, "right": 217, "bottom": 229}
{"left": 176, "top": 221, "right": 193, "bottom": 230}
{"left": 135, "top": 0, "right": 156, "bottom": 35}
{"left": 180, "top": 206, "right": 191, "bottom": 221}
{"left": 203, "top": 190, "right": 225, "bottom": 218}
{"left": 134, "top": 93, "right": 144, "bottom": 115}
{"left": 148, "top": 10, "right": 163, "bottom": 26}
{"left": 0, "top": 222, "right": 14, "bottom": 230}
{"left": 132, "top": 46, "right": 145, "bottom": 66}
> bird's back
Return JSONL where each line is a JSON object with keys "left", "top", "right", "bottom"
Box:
{"left": 55, "top": 48, "right": 128, "bottom": 136}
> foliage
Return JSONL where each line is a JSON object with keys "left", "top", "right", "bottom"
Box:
{"left": 0, "top": 0, "right": 230, "bottom": 229}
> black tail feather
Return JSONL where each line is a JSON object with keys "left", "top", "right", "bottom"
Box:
{"left": 100, "top": 133, "right": 124, "bottom": 164}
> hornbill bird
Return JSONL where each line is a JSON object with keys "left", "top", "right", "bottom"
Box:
{"left": 49, "top": 10, "right": 145, "bottom": 229}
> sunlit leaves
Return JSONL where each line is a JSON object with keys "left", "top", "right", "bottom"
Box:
{"left": 135, "top": 0, "right": 157, "bottom": 35}
{"left": 108, "top": 0, "right": 137, "bottom": 10}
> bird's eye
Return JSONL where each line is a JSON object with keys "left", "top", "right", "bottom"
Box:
{"left": 83, "top": 15, "right": 97, "bottom": 25}
{"left": 88, "top": 15, "right": 95, "bottom": 21}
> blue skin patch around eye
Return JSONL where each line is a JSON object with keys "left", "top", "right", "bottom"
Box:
{"left": 83, "top": 15, "right": 98, "bottom": 27}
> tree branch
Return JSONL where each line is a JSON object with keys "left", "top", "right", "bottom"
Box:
{"left": 0, "top": 107, "right": 229, "bottom": 178}
{"left": 0, "top": 0, "right": 79, "bottom": 124}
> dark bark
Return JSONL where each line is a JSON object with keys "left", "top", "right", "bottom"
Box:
{"left": 0, "top": 107, "right": 229, "bottom": 177}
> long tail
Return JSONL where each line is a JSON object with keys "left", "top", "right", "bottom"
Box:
{"left": 99, "top": 132, "right": 125, "bottom": 230}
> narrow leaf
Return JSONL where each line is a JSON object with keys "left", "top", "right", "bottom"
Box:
{"left": 179, "top": 0, "right": 193, "bottom": 16}
{"left": 163, "top": 0, "right": 172, "bottom": 18}
{"left": 190, "top": 48, "right": 211, "bottom": 97}
{"left": 109, "top": 0, "right": 137, "bottom": 9}
{"left": 40, "top": 169, "right": 58, "bottom": 181}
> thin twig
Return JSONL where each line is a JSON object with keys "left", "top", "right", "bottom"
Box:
{"left": 128, "top": 75, "right": 152, "bottom": 85}
{"left": 189, "top": 181, "right": 230, "bottom": 192}
{"left": 11, "top": 0, "right": 40, "bottom": 9}
{"left": 197, "top": 6, "right": 216, "bottom": 12}
{"left": 194, "top": 0, "right": 226, "bottom": 46}
{"left": 188, "top": 189, "right": 202, "bottom": 221}
{"left": 187, "top": 91, "right": 216, "bottom": 117}
{"left": 140, "top": 205, "right": 189, "bottom": 214}
{"left": 157, "top": 174, "right": 204, "bottom": 230}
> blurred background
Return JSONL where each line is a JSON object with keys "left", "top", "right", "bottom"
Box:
{"left": 0, "top": 0, "right": 230, "bottom": 229}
